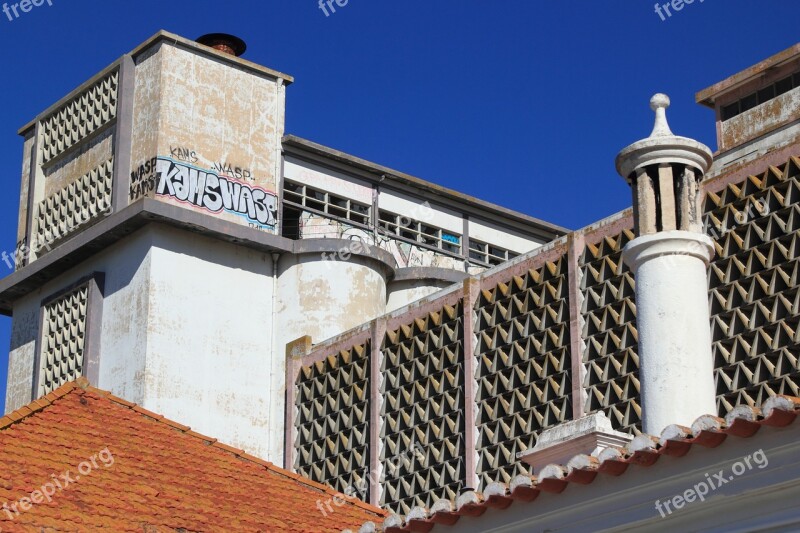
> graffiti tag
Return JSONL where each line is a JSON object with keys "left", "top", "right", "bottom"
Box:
{"left": 155, "top": 158, "right": 278, "bottom": 227}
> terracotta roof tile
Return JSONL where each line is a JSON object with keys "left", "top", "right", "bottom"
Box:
{"left": 0, "top": 380, "right": 386, "bottom": 532}
{"left": 355, "top": 395, "right": 800, "bottom": 533}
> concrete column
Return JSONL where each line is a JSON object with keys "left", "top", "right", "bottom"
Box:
{"left": 622, "top": 232, "right": 716, "bottom": 434}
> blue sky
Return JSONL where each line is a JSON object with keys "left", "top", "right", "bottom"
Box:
{"left": 1, "top": 0, "right": 799, "bottom": 412}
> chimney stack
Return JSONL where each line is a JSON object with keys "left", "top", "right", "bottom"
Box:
{"left": 196, "top": 33, "right": 247, "bottom": 57}
{"left": 616, "top": 94, "right": 717, "bottom": 435}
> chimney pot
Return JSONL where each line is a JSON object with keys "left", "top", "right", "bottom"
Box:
{"left": 196, "top": 33, "right": 247, "bottom": 57}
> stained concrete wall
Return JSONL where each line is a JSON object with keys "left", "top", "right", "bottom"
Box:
{"left": 128, "top": 40, "right": 285, "bottom": 233}
{"left": 468, "top": 216, "right": 544, "bottom": 254}
{"left": 142, "top": 225, "right": 279, "bottom": 459}
{"left": 5, "top": 227, "right": 153, "bottom": 412}
{"left": 15, "top": 132, "right": 34, "bottom": 255}
{"left": 386, "top": 279, "right": 454, "bottom": 312}
{"left": 284, "top": 157, "right": 373, "bottom": 205}
{"left": 4, "top": 223, "right": 286, "bottom": 461}
{"left": 275, "top": 254, "right": 387, "bottom": 365}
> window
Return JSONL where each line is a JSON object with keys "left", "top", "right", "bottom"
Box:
{"left": 721, "top": 73, "right": 800, "bottom": 122}
{"left": 283, "top": 180, "right": 371, "bottom": 226}
{"left": 469, "top": 239, "right": 518, "bottom": 266}
{"left": 378, "top": 209, "right": 461, "bottom": 254}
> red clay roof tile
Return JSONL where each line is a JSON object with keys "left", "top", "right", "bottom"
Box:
{"left": 0, "top": 381, "right": 386, "bottom": 532}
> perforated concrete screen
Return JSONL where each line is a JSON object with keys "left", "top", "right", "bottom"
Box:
{"left": 381, "top": 303, "right": 465, "bottom": 514}
{"left": 707, "top": 156, "right": 800, "bottom": 414}
{"left": 34, "top": 158, "right": 113, "bottom": 246}
{"left": 39, "top": 70, "right": 118, "bottom": 164}
{"left": 475, "top": 257, "right": 572, "bottom": 486}
{"left": 290, "top": 153, "right": 800, "bottom": 511}
{"left": 581, "top": 229, "right": 642, "bottom": 435}
{"left": 37, "top": 285, "right": 89, "bottom": 397}
{"left": 295, "top": 342, "right": 371, "bottom": 499}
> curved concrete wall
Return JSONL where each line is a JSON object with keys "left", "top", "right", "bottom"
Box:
{"left": 275, "top": 250, "right": 388, "bottom": 359}
{"left": 386, "top": 279, "right": 454, "bottom": 312}
{"left": 386, "top": 267, "right": 467, "bottom": 312}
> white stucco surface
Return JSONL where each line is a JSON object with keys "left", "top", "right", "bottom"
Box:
{"left": 622, "top": 231, "right": 718, "bottom": 435}
{"left": 275, "top": 254, "right": 387, "bottom": 354}
{"left": 468, "top": 216, "right": 544, "bottom": 253}
{"left": 5, "top": 228, "right": 154, "bottom": 412}
{"left": 283, "top": 157, "right": 374, "bottom": 206}
{"left": 142, "top": 226, "right": 279, "bottom": 460}
{"left": 386, "top": 279, "right": 453, "bottom": 313}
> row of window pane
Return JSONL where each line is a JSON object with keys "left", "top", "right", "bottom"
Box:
{"left": 721, "top": 72, "right": 800, "bottom": 121}
{"left": 468, "top": 239, "right": 518, "bottom": 266}
{"left": 283, "top": 181, "right": 522, "bottom": 264}
{"left": 378, "top": 210, "right": 461, "bottom": 254}
{"left": 283, "top": 181, "right": 371, "bottom": 225}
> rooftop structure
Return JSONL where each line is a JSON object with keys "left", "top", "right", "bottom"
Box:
{"left": 2, "top": 30, "right": 564, "bottom": 468}
{"left": 3, "top": 29, "right": 800, "bottom": 533}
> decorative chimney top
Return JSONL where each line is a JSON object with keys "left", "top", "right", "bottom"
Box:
{"left": 615, "top": 94, "right": 713, "bottom": 184}
{"left": 616, "top": 94, "right": 714, "bottom": 236}
{"left": 196, "top": 33, "right": 247, "bottom": 57}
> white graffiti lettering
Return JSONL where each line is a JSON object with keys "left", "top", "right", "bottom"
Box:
{"left": 155, "top": 158, "right": 278, "bottom": 227}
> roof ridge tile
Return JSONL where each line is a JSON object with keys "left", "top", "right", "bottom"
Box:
{"left": 358, "top": 398, "right": 800, "bottom": 532}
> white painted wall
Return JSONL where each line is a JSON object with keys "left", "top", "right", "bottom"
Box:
{"left": 5, "top": 228, "right": 154, "bottom": 412}
{"left": 379, "top": 188, "right": 463, "bottom": 235}
{"left": 276, "top": 254, "right": 387, "bottom": 357}
{"left": 284, "top": 157, "right": 374, "bottom": 206}
{"left": 142, "top": 226, "right": 280, "bottom": 460}
{"left": 468, "top": 216, "right": 544, "bottom": 254}
{"left": 386, "top": 279, "right": 454, "bottom": 313}
{"left": 5, "top": 224, "right": 287, "bottom": 463}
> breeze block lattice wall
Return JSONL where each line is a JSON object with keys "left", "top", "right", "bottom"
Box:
{"left": 294, "top": 339, "right": 372, "bottom": 499}
{"left": 580, "top": 227, "right": 642, "bottom": 435}
{"left": 288, "top": 148, "right": 800, "bottom": 515}
{"left": 381, "top": 301, "right": 465, "bottom": 514}
{"left": 706, "top": 155, "right": 800, "bottom": 415}
{"left": 37, "top": 284, "right": 89, "bottom": 396}
{"left": 474, "top": 252, "right": 573, "bottom": 487}
{"left": 38, "top": 70, "right": 118, "bottom": 164}
{"left": 34, "top": 158, "right": 114, "bottom": 246}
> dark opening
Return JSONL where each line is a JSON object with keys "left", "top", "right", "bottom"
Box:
{"left": 282, "top": 206, "right": 302, "bottom": 239}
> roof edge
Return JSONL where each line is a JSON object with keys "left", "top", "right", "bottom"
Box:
{"left": 696, "top": 42, "right": 800, "bottom": 107}
{"left": 18, "top": 29, "right": 294, "bottom": 135}
{"left": 282, "top": 135, "right": 571, "bottom": 239}
{"left": 129, "top": 30, "right": 294, "bottom": 85}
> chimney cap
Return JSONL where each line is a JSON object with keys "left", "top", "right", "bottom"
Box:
{"left": 615, "top": 93, "right": 713, "bottom": 181}
{"left": 196, "top": 33, "right": 247, "bottom": 57}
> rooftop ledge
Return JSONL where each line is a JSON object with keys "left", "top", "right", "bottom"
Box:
{"left": 19, "top": 30, "right": 294, "bottom": 135}
{"left": 696, "top": 42, "right": 800, "bottom": 107}
{"left": 282, "top": 135, "right": 570, "bottom": 240}
{"left": 0, "top": 199, "right": 425, "bottom": 315}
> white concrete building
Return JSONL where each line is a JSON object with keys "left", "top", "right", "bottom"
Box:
{"left": 0, "top": 31, "right": 565, "bottom": 463}
{"left": 4, "top": 29, "right": 800, "bottom": 533}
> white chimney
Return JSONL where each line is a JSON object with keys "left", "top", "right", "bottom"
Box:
{"left": 616, "top": 94, "right": 717, "bottom": 435}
